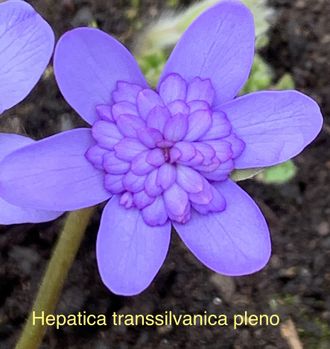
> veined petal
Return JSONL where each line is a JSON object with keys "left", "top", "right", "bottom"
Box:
{"left": 97, "top": 197, "right": 171, "bottom": 295}
{"left": 0, "top": 197, "right": 62, "bottom": 225}
{"left": 159, "top": 0, "right": 255, "bottom": 105}
{"left": 0, "top": 129, "right": 110, "bottom": 211}
{"left": 0, "top": 133, "right": 62, "bottom": 224}
{"left": 0, "top": 0, "right": 54, "bottom": 113}
{"left": 174, "top": 180, "right": 271, "bottom": 275}
{"left": 159, "top": 73, "right": 187, "bottom": 105}
{"left": 54, "top": 28, "right": 147, "bottom": 125}
{"left": 220, "top": 91, "right": 323, "bottom": 168}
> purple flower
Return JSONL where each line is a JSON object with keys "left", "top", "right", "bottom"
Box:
{"left": 0, "top": 0, "right": 323, "bottom": 295}
{"left": 0, "top": 0, "right": 61, "bottom": 224}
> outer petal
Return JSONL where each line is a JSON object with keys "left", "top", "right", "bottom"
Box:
{"left": 0, "top": 0, "right": 54, "bottom": 114}
{"left": 0, "top": 198, "right": 62, "bottom": 225}
{"left": 54, "top": 28, "right": 148, "bottom": 125}
{"left": 220, "top": 91, "right": 323, "bottom": 168}
{"left": 174, "top": 180, "right": 271, "bottom": 275}
{"left": 0, "top": 133, "right": 62, "bottom": 224}
{"left": 159, "top": 0, "right": 255, "bottom": 105}
{"left": 0, "top": 128, "right": 110, "bottom": 211}
{"left": 97, "top": 196, "right": 171, "bottom": 295}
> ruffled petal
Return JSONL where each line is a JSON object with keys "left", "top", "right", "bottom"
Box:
{"left": 97, "top": 197, "right": 171, "bottom": 295}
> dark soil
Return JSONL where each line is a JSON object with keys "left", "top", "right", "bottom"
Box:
{"left": 0, "top": 0, "right": 329, "bottom": 348}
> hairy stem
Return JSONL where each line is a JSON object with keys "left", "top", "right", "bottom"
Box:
{"left": 15, "top": 207, "right": 95, "bottom": 349}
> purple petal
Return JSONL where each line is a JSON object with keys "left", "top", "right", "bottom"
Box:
{"left": 167, "top": 100, "right": 190, "bottom": 115}
{"left": 123, "top": 171, "right": 146, "bottom": 192}
{"left": 202, "top": 159, "right": 234, "bottom": 181}
{"left": 137, "top": 89, "right": 164, "bottom": 120}
{"left": 201, "top": 112, "right": 232, "bottom": 140}
{"left": 205, "top": 140, "right": 232, "bottom": 162}
{"left": 173, "top": 142, "right": 196, "bottom": 161}
{"left": 96, "top": 104, "right": 113, "bottom": 122}
{"left": 131, "top": 151, "right": 155, "bottom": 175}
{"left": 185, "top": 110, "right": 212, "bottom": 141}
{"left": 223, "top": 133, "right": 245, "bottom": 159}
{"left": 220, "top": 91, "right": 323, "bottom": 168}
{"left": 119, "top": 192, "right": 133, "bottom": 209}
{"left": 159, "top": 0, "right": 254, "bottom": 105}
{"left": 92, "top": 120, "right": 123, "bottom": 149}
{"left": 186, "top": 78, "right": 215, "bottom": 105}
{"left": 0, "top": 134, "right": 62, "bottom": 224}
{"left": 0, "top": 133, "right": 34, "bottom": 161}
{"left": 174, "top": 180, "right": 271, "bottom": 275}
{"left": 133, "top": 190, "right": 155, "bottom": 209}
{"left": 192, "top": 142, "right": 215, "bottom": 164}
{"left": 188, "top": 100, "right": 209, "bottom": 113}
{"left": 104, "top": 174, "right": 124, "bottom": 194}
{"left": 146, "top": 106, "right": 170, "bottom": 133}
{"left": 159, "top": 73, "right": 187, "bottom": 105}
{"left": 103, "top": 152, "right": 130, "bottom": 174}
{"left": 0, "top": 197, "right": 62, "bottom": 225}
{"left": 0, "top": 0, "right": 54, "bottom": 114}
{"left": 114, "top": 138, "right": 147, "bottom": 161}
{"left": 97, "top": 197, "right": 171, "bottom": 295}
{"left": 164, "top": 113, "right": 188, "bottom": 142}
{"left": 145, "top": 169, "right": 163, "bottom": 197}
{"left": 112, "top": 101, "right": 138, "bottom": 121}
{"left": 163, "top": 183, "right": 189, "bottom": 219}
{"left": 54, "top": 28, "right": 147, "bottom": 125}
{"left": 0, "top": 129, "right": 110, "bottom": 211}
{"left": 116, "top": 114, "right": 145, "bottom": 137}
{"left": 176, "top": 165, "right": 204, "bottom": 193}
{"left": 142, "top": 196, "right": 169, "bottom": 226}
{"left": 137, "top": 127, "right": 163, "bottom": 148}
{"left": 188, "top": 179, "right": 213, "bottom": 205}
{"left": 157, "top": 163, "right": 176, "bottom": 190}
{"left": 146, "top": 148, "right": 165, "bottom": 167}
{"left": 192, "top": 185, "right": 226, "bottom": 214}
{"left": 112, "top": 81, "right": 143, "bottom": 103}
{"left": 85, "top": 145, "right": 108, "bottom": 170}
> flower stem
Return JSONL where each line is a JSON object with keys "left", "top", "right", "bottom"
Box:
{"left": 15, "top": 207, "right": 95, "bottom": 349}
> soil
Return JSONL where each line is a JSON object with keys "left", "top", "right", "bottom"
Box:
{"left": 0, "top": 0, "right": 329, "bottom": 348}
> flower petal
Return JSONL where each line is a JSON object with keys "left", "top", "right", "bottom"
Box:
{"left": 159, "top": 73, "right": 187, "bottom": 105}
{"left": 159, "top": 0, "right": 254, "bottom": 105}
{"left": 0, "top": 197, "right": 62, "bottom": 225}
{"left": 174, "top": 180, "right": 271, "bottom": 275}
{"left": 0, "top": 133, "right": 62, "bottom": 224}
{"left": 54, "top": 28, "right": 147, "bottom": 125}
{"left": 220, "top": 91, "right": 323, "bottom": 168}
{"left": 97, "top": 197, "right": 171, "bottom": 295}
{"left": 0, "top": 0, "right": 54, "bottom": 113}
{"left": 0, "top": 129, "right": 110, "bottom": 211}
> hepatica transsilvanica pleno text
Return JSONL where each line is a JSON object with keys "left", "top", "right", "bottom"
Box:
{"left": 0, "top": 0, "right": 323, "bottom": 295}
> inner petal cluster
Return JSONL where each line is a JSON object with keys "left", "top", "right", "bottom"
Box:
{"left": 86, "top": 73, "right": 245, "bottom": 226}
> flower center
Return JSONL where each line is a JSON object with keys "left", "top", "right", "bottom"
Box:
{"left": 85, "top": 73, "right": 245, "bottom": 226}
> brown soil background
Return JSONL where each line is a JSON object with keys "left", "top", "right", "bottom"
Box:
{"left": 0, "top": 0, "right": 329, "bottom": 348}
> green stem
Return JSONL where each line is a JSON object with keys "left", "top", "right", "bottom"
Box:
{"left": 15, "top": 207, "right": 95, "bottom": 349}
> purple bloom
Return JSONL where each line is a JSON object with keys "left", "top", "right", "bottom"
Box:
{"left": 0, "top": 0, "right": 323, "bottom": 294}
{"left": 0, "top": 0, "right": 61, "bottom": 224}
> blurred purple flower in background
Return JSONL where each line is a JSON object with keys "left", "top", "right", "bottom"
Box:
{"left": 0, "top": 0, "right": 61, "bottom": 224}
{"left": 0, "top": 0, "right": 323, "bottom": 294}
